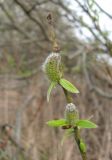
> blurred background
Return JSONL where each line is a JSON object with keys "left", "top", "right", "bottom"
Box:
{"left": 0, "top": 0, "right": 112, "bottom": 160}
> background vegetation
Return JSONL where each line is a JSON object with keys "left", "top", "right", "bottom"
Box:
{"left": 0, "top": 0, "right": 112, "bottom": 160}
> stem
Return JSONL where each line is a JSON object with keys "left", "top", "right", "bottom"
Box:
{"left": 47, "top": 13, "right": 60, "bottom": 52}
{"left": 62, "top": 87, "right": 73, "bottom": 103}
{"left": 62, "top": 88, "right": 87, "bottom": 160}
{"left": 74, "top": 127, "right": 87, "bottom": 160}
{"left": 47, "top": 13, "right": 87, "bottom": 160}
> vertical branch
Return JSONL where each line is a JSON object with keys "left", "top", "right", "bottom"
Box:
{"left": 47, "top": 13, "right": 60, "bottom": 52}
{"left": 47, "top": 13, "right": 87, "bottom": 160}
{"left": 63, "top": 89, "right": 87, "bottom": 160}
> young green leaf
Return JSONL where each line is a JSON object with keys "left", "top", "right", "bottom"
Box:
{"left": 80, "top": 139, "right": 86, "bottom": 153}
{"left": 59, "top": 78, "right": 79, "bottom": 93}
{"left": 47, "top": 81, "right": 57, "bottom": 102}
{"left": 46, "top": 119, "right": 68, "bottom": 127}
{"left": 61, "top": 128, "right": 74, "bottom": 146}
{"left": 76, "top": 120, "right": 98, "bottom": 128}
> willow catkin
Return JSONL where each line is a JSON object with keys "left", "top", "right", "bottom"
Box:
{"left": 42, "top": 52, "right": 63, "bottom": 82}
{"left": 65, "top": 103, "right": 79, "bottom": 125}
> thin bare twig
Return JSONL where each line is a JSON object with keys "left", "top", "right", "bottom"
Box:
{"left": 14, "top": 0, "right": 49, "bottom": 41}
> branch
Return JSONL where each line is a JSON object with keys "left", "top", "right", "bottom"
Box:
{"left": 54, "top": 0, "right": 101, "bottom": 42}
{"left": 94, "top": 1, "right": 112, "bottom": 20}
{"left": 0, "top": 3, "right": 47, "bottom": 50}
{"left": 75, "top": 0, "right": 108, "bottom": 41}
{"left": 92, "top": 86, "right": 112, "bottom": 99}
{"left": 14, "top": 0, "right": 49, "bottom": 41}
{"left": 62, "top": 87, "right": 87, "bottom": 160}
{"left": 27, "top": 0, "right": 48, "bottom": 14}
{"left": 15, "top": 95, "right": 36, "bottom": 143}
{"left": 82, "top": 52, "right": 112, "bottom": 99}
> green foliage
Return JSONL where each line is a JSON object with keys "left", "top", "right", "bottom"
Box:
{"left": 59, "top": 78, "right": 79, "bottom": 93}
{"left": 46, "top": 119, "right": 68, "bottom": 127}
{"left": 47, "top": 118, "right": 97, "bottom": 128}
{"left": 76, "top": 120, "right": 97, "bottom": 128}
{"left": 47, "top": 82, "right": 57, "bottom": 102}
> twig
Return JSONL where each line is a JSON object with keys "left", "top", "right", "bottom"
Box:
{"left": 47, "top": 12, "right": 88, "bottom": 160}
{"left": 14, "top": 95, "right": 36, "bottom": 160}
{"left": 94, "top": 1, "right": 112, "bottom": 20}
{"left": 82, "top": 52, "right": 112, "bottom": 99}
{"left": 14, "top": 0, "right": 49, "bottom": 41}
{"left": 62, "top": 87, "right": 87, "bottom": 160}
{"left": 27, "top": 0, "right": 48, "bottom": 14}
{"left": 15, "top": 95, "right": 36, "bottom": 143}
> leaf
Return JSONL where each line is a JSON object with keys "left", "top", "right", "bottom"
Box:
{"left": 46, "top": 119, "right": 68, "bottom": 127}
{"left": 76, "top": 120, "right": 98, "bottom": 128}
{"left": 47, "top": 82, "right": 57, "bottom": 102}
{"left": 61, "top": 128, "right": 74, "bottom": 146}
{"left": 59, "top": 78, "right": 79, "bottom": 93}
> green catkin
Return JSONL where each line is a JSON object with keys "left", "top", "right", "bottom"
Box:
{"left": 65, "top": 103, "right": 79, "bottom": 125}
{"left": 43, "top": 53, "right": 63, "bottom": 82}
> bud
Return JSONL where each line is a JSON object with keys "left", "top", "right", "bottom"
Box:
{"left": 65, "top": 103, "right": 79, "bottom": 125}
{"left": 42, "top": 53, "right": 63, "bottom": 82}
{"left": 80, "top": 139, "right": 86, "bottom": 153}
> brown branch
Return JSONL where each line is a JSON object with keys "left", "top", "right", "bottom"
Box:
{"left": 27, "top": 0, "right": 48, "bottom": 14}
{"left": 0, "top": 3, "right": 47, "bottom": 51}
{"left": 54, "top": 0, "right": 101, "bottom": 42}
{"left": 75, "top": 0, "right": 111, "bottom": 53}
{"left": 75, "top": 0, "right": 107, "bottom": 40}
{"left": 14, "top": 0, "right": 49, "bottom": 41}
{"left": 82, "top": 52, "right": 112, "bottom": 99}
